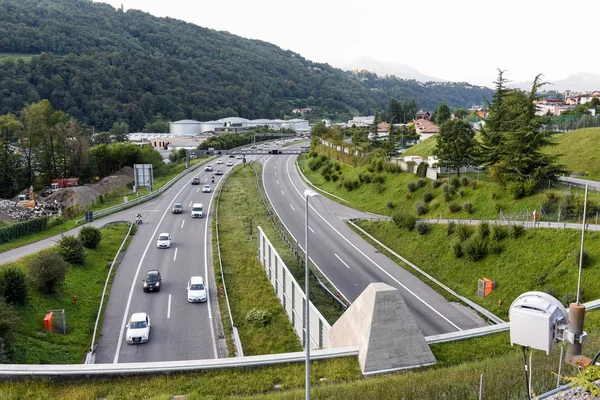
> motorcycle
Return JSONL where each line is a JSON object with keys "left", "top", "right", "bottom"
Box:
{"left": 211, "top": 177, "right": 215, "bottom": 183}
{"left": 136, "top": 216, "right": 143, "bottom": 225}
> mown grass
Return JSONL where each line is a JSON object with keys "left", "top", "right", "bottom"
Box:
{"left": 3, "top": 223, "right": 132, "bottom": 364}
{"left": 545, "top": 127, "right": 600, "bottom": 181}
{"left": 401, "top": 134, "right": 438, "bottom": 157}
{"left": 0, "top": 157, "right": 209, "bottom": 254}
{"left": 353, "top": 220, "right": 600, "bottom": 320}
{"left": 302, "top": 143, "right": 600, "bottom": 221}
{"left": 213, "top": 164, "right": 303, "bottom": 355}
{"left": 4, "top": 312, "right": 600, "bottom": 399}
{"left": 0, "top": 53, "right": 34, "bottom": 63}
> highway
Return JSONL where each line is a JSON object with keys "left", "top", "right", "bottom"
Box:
{"left": 95, "top": 156, "right": 241, "bottom": 363}
{"left": 261, "top": 146, "right": 487, "bottom": 336}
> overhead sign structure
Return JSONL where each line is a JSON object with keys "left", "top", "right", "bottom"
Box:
{"left": 134, "top": 164, "right": 154, "bottom": 194}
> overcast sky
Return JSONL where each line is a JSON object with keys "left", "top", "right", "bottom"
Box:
{"left": 94, "top": 0, "right": 599, "bottom": 87}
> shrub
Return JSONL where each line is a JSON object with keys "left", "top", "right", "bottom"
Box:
{"left": 48, "top": 216, "right": 66, "bottom": 229}
{"left": 463, "top": 234, "right": 487, "bottom": 261}
{"left": 523, "top": 179, "right": 537, "bottom": 196}
{"left": 331, "top": 173, "right": 339, "bottom": 182}
{"left": 490, "top": 225, "right": 508, "bottom": 241}
{"left": 334, "top": 163, "right": 341, "bottom": 171}
{"left": 342, "top": 176, "right": 360, "bottom": 191}
{"left": 470, "top": 180, "right": 477, "bottom": 190}
{"left": 461, "top": 176, "right": 469, "bottom": 186}
{"left": 456, "top": 224, "right": 472, "bottom": 241}
{"left": 28, "top": 252, "right": 69, "bottom": 294}
{"left": 577, "top": 251, "right": 590, "bottom": 268}
{"left": 508, "top": 224, "right": 525, "bottom": 238}
{"left": 432, "top": 179, "right": 441, "bottom": 189}
{"left": 0, "top": 265, "right": 28, "bottom": 305}
{"left": 452, "top": 240, "right": 463, "bottom": 258}
{"left": 417, "top": 179, "right": 426, "bottom": 188}
{"left": 78, "top": 226, "right": 102, "bottom": 249}
{"left": 384, "top": 162, "right": 402, "bottom": 173}
{"left": 406, "top": 182, "right": 417, "bottom": 192}
{"left": 323, "top": 172, "right": 331, "bottom": 181}
{"left": 450, "top": 176, "right": 461, "bottom": 189}
{"left": 507, "top": 181, "right": 525, "bottom": 200}
{"left": 319, "top": 154, "right": 327, "bottom": 162}
{"left": 57, "top": 235, "right": 86, "bottom": 265}
{"left": 373, "top": 182, "right": 384, "bottom": 193}
{"left": 442, "top": 183, "right": 452, "bottom": 194}
{"left": 416, "top": 222, "right": 429, "bottom": 235}
{"left": 477, "top": 222, "right": 490, "bottom": 238}
{"left": 423, "top": 192, "right": 434, "bottom": 203}
{"left": 386, "top": 200, "right": 395, "bottom": 209}
{"left": 448, "top": 202, "right": 462, "bottom": 213}
{"left": 358, "top": 172, "right": 372, "bottom": 183}
{"left": 415, "top": 201, "right": 428, "bottom": 215}
{"left": 392, "top": 211, "right": 416, "bottom": 231}
{"left": 463, "top": 202, "right": 473, "bottom": 214}
{"left": 447, "top": 221, "right": 456, "bottom": 235}
{"left": 490, "top": 188, "right": 503, "bottom": 200}
{"left": 444, "top": 192, "right": 453, "bottom": 202}
{"left": 546, "top": 191, "right": 557, "bottom": 202}
{"left": 0, "top": 217, "right": 49, "bottom": 245}
{"left": 458, "top": 189, "right": 466, "bottom": 198}
{"left": 308, "top": 158, "right": 322, "bottom": 171}
{"left": 373, "top": 174, "right": 385, "bottom": 184}
{"left": 245, "top": 308, "right": 273, "bottom": 327}
{"left": 487, "top": 241, "right": 502, "bottom": 255}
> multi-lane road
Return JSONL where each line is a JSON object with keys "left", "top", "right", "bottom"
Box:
{"left": 95, "top": 156, "right": 241, "bottom": 363}
{"left": 261, "top": 145, "right": 487, "bottom": 336}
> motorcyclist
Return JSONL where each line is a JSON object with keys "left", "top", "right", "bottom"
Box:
{"left": 136, "top": 213, "right": 142, "bottom": 225}
{"left": 211, "top": 176, "right": 215, "bottom": 183}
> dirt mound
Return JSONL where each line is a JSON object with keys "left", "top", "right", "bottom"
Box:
{"left": 91, "top": 167, "right": 134, "bottom": 195}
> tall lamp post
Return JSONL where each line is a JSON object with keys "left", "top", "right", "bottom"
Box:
{"left": 304, "top": 189, "right": 320, "bottom": 400}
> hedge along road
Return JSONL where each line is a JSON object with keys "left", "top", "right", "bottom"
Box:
{"left": 261, "top": 146, "right": 488, "bottom": 336}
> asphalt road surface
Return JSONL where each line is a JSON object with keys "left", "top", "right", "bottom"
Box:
{"left": 261, "top": 149, "right": 487, "bottom": 336}
{"left": 95, "top": 156, "right": 241, "bottom": 363}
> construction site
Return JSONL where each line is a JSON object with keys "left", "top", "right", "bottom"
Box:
{"left": 0, "top": 167, "right": 134, "bottom": 224}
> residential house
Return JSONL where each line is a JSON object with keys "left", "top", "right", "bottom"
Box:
{"left": 415, "top": 111, "right": 431, "bottom": 120}
{"left": 413, "top": 119, "right": 440, "bottom": 141}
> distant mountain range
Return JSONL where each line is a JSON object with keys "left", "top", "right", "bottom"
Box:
{"left": 337, "top": 57, "right": 446, "bottom": 83}
{"left": 512, "top": 72, "right": 600, "bottom": 92}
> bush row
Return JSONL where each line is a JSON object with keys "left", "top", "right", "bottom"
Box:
{"left": 0, "top": 217, "right": 48, "bottom": 245}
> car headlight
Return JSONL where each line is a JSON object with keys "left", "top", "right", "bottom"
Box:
{"left": 144, "top": 282, "right": 147, "bottom": 287}
{"left": 127, "top": 335, "right": 131, "bottom": 341}
{"left": 155, "top": 282, "right": 160, "bottom": 286}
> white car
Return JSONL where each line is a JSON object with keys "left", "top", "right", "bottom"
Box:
{"left": 216, "top": 160, "right": 223, "bottom": 164}
{"left": 226, "top": 161, "right": 233, "bottom": 166}
{"left": 236, "top": 155, "right": 242, "bottom": 159}
{"left": 156, "top": 233, "right": 171, "bottom": 248}
{"left": 191, "top": 203, "right": 203, "bottom": 218}
{"left": 205, "top": 165, "right": 213, "bottom": 172}
{"left": 202, "top": 185, "right": 211, "bottom": 193}
{"left": 126, "top": 312, "right": 151, "bottom": 344}
{"left": 187, "top": 276, "right": 207, "bottom": 302}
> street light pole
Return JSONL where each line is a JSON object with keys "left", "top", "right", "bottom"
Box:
{"left": 304, "top": 189, "right": 319, "bottom": 400}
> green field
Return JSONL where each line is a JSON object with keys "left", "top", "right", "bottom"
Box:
{"left": 353, "top": 220, "right": 600, "bottom": 319}
{"left": 546, "top": 127, "right": 600, "bottom": 181}
{"left": 401, "top": 134, "right": 438, "bottom": 157}
{"left": 0, "top": 53, "right": 34, "bottom": 63}
{"left": 302, "top": 143, "right": 600, "bottom": 222}
{"left": 3, "top": 223, "right": 132, "bottom": 364}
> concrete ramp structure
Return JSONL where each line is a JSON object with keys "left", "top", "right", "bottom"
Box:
{"left": 330, "top": 282, "right": 436, "bottom": 374}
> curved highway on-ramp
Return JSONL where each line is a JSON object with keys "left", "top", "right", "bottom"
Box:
{"left": 261, "top": 147, "right": 487, "bottom": 336}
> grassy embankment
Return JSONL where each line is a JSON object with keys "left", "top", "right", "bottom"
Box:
{"left": 213, "top": 163, "right": 343, "bottom": 356}
{"left": 3, "top": 312, "right": 600, "bottom": 399}
{"left": 400, "top": 134, "right": 438, "bottom": 157}
{"left": 301, "top": 142, "right": 600, "bottom": 221}
{"left": 353, "top": 220, "right": 600, "bottom": 320}
{"left": 2, "top": 223, "right": 133, "bottom": 364}
{"left": 545, "top": 127, "right": 600, "bottom": 181}
{"left": 0, "top": 53, "right": 34, "bottom": 63}
{"left": 0, "top": 157, "right": 209, "bottom": 254}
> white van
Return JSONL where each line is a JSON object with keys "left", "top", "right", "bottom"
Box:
{"left": 191, "top": 203, "right": 203, "bottom": 218}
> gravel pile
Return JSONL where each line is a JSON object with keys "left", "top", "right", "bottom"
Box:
{"left": 0, "top": 199, "right": 61, "bottom": 222}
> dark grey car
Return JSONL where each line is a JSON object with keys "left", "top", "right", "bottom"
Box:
{"left": 143, "top": 270, "right": 162, "bottom": 292}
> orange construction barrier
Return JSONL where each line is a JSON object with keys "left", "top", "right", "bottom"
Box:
{"left": 483, "top": 278, "right": 496, "bottom": 297}
{"left": 43, "top": 312, "right": 53, "bottom": 331}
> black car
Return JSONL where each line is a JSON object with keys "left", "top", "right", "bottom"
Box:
{"left": 172, "top": 203, "right": 183, "bottom": 214}
{"left": 191, "top": 177, "right": 200, "bottom": 185}
{"left": 143, "top": 270, "right": 162, "bottom": 292}
{"left": 229, "top": 154, "right": 235, "bottom": 158}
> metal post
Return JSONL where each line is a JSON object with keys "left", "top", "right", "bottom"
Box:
{"left": 576, "top": 184, "right": 588, "bottom": 304}
{"left": 304, "top": 193, "right": 310, "bottom": 400}
{"left": 479, "top": 374, "right": 483, "bottom": 400}
{"left": 557, "top": 346, "right": 564, "bottom": 388}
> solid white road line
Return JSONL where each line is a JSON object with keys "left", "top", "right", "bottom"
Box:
{"left": 167, "top": 294, "right": 172, "bottom": 319}
{"left": 290, "top": 204, "right": 295, "bottom": 211}
{"left": 283, "top": 156, "right": 462, "bottom": 331}
{"left": 335, "top": 253, "right": 351, "bottom": 269}
{"left": 173, "top": 247, "right": 178, "bottom": 261}
{"left": 181, "top": 219, "right": 185, "bottom": 229}
{"left": 204, "top": 172, "right": 220, "bottom": 359}
{"left": 114, "top": 178, "right": 191, "bottom": 364}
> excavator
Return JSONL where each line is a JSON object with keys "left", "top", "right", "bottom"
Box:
{"left": 17, "top": 186, "right": 35, "bottom": 208}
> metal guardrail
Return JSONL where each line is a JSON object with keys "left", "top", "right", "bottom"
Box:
{"left": 0, "top": 347, "right": 359, "bottom": 378}
{"left": 85, "top": 222, "right": 134, "bottom": 364}
{"left": 75, "top": 158, "right": 213, "bottom": 225}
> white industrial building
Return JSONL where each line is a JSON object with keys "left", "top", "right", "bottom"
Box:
{"left": 169, "top": 117, "right": 310, "bottom": 135}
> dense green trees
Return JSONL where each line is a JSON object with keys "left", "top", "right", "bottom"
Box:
{"left": 433, "top": 120, "right": 477, "bottom": 174}
{"left": 435, "top": 103, "right": 451, "bottom": 125}
{"left": 0, "top": 0, "right": 492, "bottom": 131}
